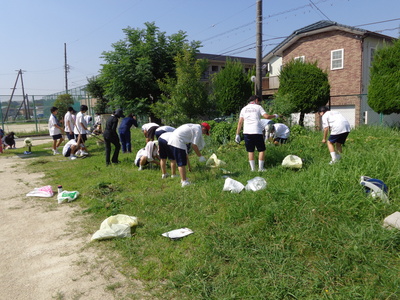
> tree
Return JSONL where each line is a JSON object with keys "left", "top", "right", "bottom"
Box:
{"left": 211, "top": 58, "right": 253, "bottom": 115}
{"left": 53, "top": 94, "right": 74, "bottom": 122}
{"left": 274, "top": 59, "right": 330, "bottom": 126}
{"left": 85, "top": 76, "right": 109, "bottom": 114}
{"left": 151, "top": 49, "right": 210, "bottom": 126}
{"left": 99, "top": 22, "right": 200, "bottom": 119}
{"left": 368, "top": 39, "right": 400, "bottom": 114}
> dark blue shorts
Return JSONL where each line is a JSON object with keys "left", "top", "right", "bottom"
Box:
{"left": 64, "top": 146, "right": 71, "bottom": 157}
{"left": 329, "top": 132, "right": 349, "bottom": 145}
{"left": 52, "top": 134, "right": 62, "bottom": 140}
{"left": 158, "top": 138, "right": 175, "bottom": 160}
{"left": 155, "top": 130, "right": 166, "bottom": 139}
{"left": 171, "top": 146, "right": 187, "bottom": 167}
{"left": 244, "top": 134, "right": 266, "bottom": 152}
{"left": 75, "top": 134, "right": 87, "bottom": 141}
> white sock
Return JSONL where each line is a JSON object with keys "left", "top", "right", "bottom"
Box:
{"left": 249, "top": 160, "right": 256, "bottom": 171}
{"left": 330, "top": 152, "right": 337, "bottom": 161}
{"left": 258, "top": 160, "right": 264, "bottom": 170}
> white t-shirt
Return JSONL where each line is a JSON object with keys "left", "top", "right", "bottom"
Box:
{"left": 135, "top": 148, "right": 146, "bottom": 165}
{"left": 273, "top": 123, "right": 290, "bottom": 139}
{"left": 155, "top": 126, "right": 175, "bottom": 134}
{"left": 62, "top": 139, "right": 77, "bottom": 156}
{"left": 239, "top": 103, "right": 267, "bottom": 134}
{"left": 64, "top": 111, "right": 74, "bottom": 132}
{"left": 145, "top": 141, "right": 158, "bottom": 162}
{"left": 168, "top": 124, "right": 205, "bottom": 151}
{"left": 141, "top": 123, "right": 159, "bottom": 132}
{"left": 48, "top": 114, "right": 61, "bottom": 136}
{"left": 74, "top": 112, "right": 87, "bottom": 135}
{"left": 159, "top": 131, "right": 173, "bottom": 142}
{"left": 322, "top": 111, "right": 351, "bottom": 135}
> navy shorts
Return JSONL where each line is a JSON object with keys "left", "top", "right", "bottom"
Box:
{"left": 155, "top": 130, "right": 166, "bottom": 139}
{"left": 329, "top": 132, "right": 349, "bottom": 145}
{"left": 64, "top": 146, "right": 71, "bottom": 157}
{"left": 75, "top": 134, "right": 87, "bottom": 142}
{"left": 52, "top": 134, "right": 62, "bottom": 140}
{"left": 158, "top": 138, "right": 175, "bottom": 160}
{"left": 244, "top": 134, "right": 266, "bottom": 152}
{"left": 171, "top": 146, "right": 187, "bottom": 167}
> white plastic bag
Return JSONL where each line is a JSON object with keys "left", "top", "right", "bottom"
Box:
{"left": 91, "top": 214, "right": 138, "bottom": 241}
{"left": 383, "top": 212, "right": 400, "bottom": 230}
{"left": 223, "top": 178, "right": 245, "bottom": 193}
{"left": 282, "top": 155, "right": 302, "bottom": 169}
{"left": 57, "top": 190, "right": 79, "bottom": 204}
{"left": 245, "top": 177, "right": 267, "bottom": 191}
{"left": 26, "top": 185, "right": 54, "bottom": 197}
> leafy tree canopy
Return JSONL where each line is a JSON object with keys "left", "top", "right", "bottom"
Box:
{"left": 274, "top": 59, "right": 330, "bottom": 126}
{"left": 211, "top": 58, "right": 253, "bottom": 115}
{"left": 85, "top": 76, "right": 109, "bottom": 114}
{"left": 368, "top": 39, "right": 400, "bottom": 114}
{"left": 152, "top": 49, "right": 210, "bottom": 126}
{"left": 99, "top": 22, "right": 201, "bottom": 118}
{"left": 53, "top": 94, "right": 74, "bottom": 120}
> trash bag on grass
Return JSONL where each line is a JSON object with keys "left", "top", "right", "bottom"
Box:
{"left": 245, "top": 177, "right": 267, "bottom": 191}
{"left": 91, "top": 214, "right": 138, "bottom": 241}
{"left": 26, "top": 185, "right": 54, "bottom": 197}
{"left": 57, "top": 191, "right": 79, "bottom": 204}
{"left": 282, "top": 155, "right": 302, "bottom": 169}
{"left": 162, "top": 228, "right": 194, "bottom": 240}
{"left": 223, "top": 178, "right": 245, "bottom": 193}
{"left": 206, "top": 153, "right": 226, "bottom": 168}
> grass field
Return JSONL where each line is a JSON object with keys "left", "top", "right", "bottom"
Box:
{"left": 8, "top": 125, "right": 400, "bottom": 299}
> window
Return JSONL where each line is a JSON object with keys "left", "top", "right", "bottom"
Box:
{"left": 211, "top": 65, "right": 218, "bottom": 72}
{"left": 294, "top": 56, "right": 305, "bottom": 62}
{"left": 370, "top": 48, "right": 376, "bottom": 65}
{"left": 331, "top": 49, "right": 344, "bottom": 70}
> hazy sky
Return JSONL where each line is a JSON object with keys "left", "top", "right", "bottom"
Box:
{"left": 0, "top": 0, "right": 399, "bottom": 97}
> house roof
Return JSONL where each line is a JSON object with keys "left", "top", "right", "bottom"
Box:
{"left": 263, "top": 20, "right": 395, "bottom": 61}
{"left": 197, "top": 53, "right": 256, "bottom": 64}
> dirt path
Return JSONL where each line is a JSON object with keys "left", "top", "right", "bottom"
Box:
{"left": 0, "top": 139, "right": 142, "bottom": 300}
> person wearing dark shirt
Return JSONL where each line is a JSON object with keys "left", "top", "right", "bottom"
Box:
{"left": 103, "top": 109, "right": 124, "bottom": 166}
{"left": 118, "top": 113, "right": 138, "bottom": 153}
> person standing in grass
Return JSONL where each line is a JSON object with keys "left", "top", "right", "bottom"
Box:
{"left": 103, "top": 108, "right": 124, "bottom": 166}
{"left": 74, "top": 105, "right": 89, "bottom": 147}
{"left": 48, "top": 107, "right": 64, "bottom": 155}
{"left": 64, "top": 107, "right": 75, "bottom": 140}
{"left": 118, "top": 113, "right": 138, "bottom": 153}
{"left": 318, "top": 106, "right": 351, "bottom": 164}
{"left": 235, "top": 95, "right": 279, "bottom": 171}
{"left": 168, "top": 123, "right": 210, "bottom": 187}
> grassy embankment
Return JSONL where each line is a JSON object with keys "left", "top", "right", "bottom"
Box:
{"left": 7, "top": 125, "right": 400, "bottom": 299}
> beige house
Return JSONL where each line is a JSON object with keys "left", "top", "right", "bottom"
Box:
{"left": 262, "top": 20, "right": 397, "bottom": 127}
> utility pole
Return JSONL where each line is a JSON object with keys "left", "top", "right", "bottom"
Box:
{"left": 64, "top": 43, "right": 69, "bottom": 94}
{"left": 255, "top": 0, "right": 263, "bottom": 98}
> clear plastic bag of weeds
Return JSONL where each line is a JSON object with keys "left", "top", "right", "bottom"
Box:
{"left": 223, "top": 178, "right": 245, "bottom": 193}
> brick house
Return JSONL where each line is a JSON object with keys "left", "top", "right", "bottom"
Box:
{"left": 262, "top": 20, "right": 398, "bottom": 128}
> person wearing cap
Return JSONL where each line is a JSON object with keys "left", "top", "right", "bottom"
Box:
{"left": 141, "top": 122, "right": 160, "bottom": 143}
{"left": 167, "top": 122, "right": 210, "bottom": 187}
{"left": 118, "top": 113, "right": 138, "bottom": 153}
{"left": 235, "top": 95, "right": 279, "bottom": 171}
{"left": 64, "top": 107, "right": 75, "bottom": 140}
{"left": 103, "top": 108, "right": 124, "bottom": 165}
{"left": 318, "top": 106, "right": 351, "bottom": 164}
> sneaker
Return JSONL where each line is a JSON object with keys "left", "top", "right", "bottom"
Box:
{"left": 329, "top": 160, "right": 337, "bottom": 165}
{"left": 138, "top": 166, "right": 143, "bottom": 171}
{"left": 53, "top": 150, "right": 60, "bottom": 155}
{"left": 162, "top": 173, "right": 170, "bottom": 179}
{"left": 70, "top": 155, "right": 77, "bottom": 160}
{"left": 81, "top": 151, "right": 89, "bottom": 156}
{"left": 258, "top": 168, "right": 267, "bottom": 172}
{"left": 181, "top": 180, "right": 191, "bottom": 187}
{"left": 171, "top": 174, "right": 180, "bottom": 178}
{"left": 75, "top": 150, "right": 82, "bottom": 156}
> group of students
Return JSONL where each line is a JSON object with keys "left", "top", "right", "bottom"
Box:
{"left": 0, "top": 129, "right": 16, "bottom": 153}
{"left": 235, "top": 95, "right": 351, "bottom": 170}
{"left": 48, "top": 105, "right": 91, "bottom": 159}
{"left": 102, "top": 108, "right": 211, "bottom": 187}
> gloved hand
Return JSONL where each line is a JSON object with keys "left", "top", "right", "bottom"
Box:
{"left": 235, "top": 134, "right": 241, "bottom": 144}
{"left": 199, "top": 156, "right": 206, "bottom": 163}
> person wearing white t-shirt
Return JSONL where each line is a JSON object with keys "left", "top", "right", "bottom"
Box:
{"left": 64, "top": 107, "right": 75, "bottom": 140}
{"left": 134, "top": 141, "right": 160, "bottom": 170}
{"left": 168, "top": 123, "right": 210, "bottom": 187}
{"left": 269, "top": 123, "right": 290, "bottom": 145}
{"left": 158, "top": 131, "right": 178, "bottom": 179}
{"left": 141, "top": 122, "right": 159, "bottom": 143}
{"left": 62, "top": 139, "right": 86, "bottom": 160}
{"left": 318, "top": 106, "right": 351, "bottom": 164}
{"left": 48, "top": 106, "right": 64, "bottom": 155}
{"left": 73, "top": 105, "right": 89, "bottom": 147}
{"left": 235, "top": 95, "right": 279, "bottom": 171}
